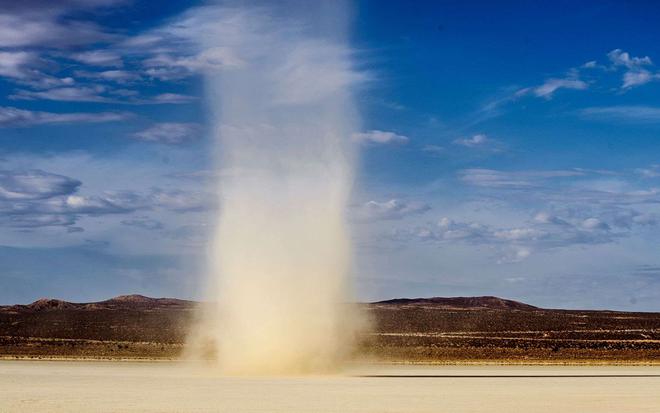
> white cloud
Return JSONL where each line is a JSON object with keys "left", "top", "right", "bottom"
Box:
{"left": 622, "top": 70, "right": 654, "bottom": 89}
{"left": 352, "top": 130, "right": 409, "bottom": 145}
{"left": 581, "top": 217, "right": 610, "bottom": 231}
{"left": 0, "top": 106, "right": 130, "bottom": 127}
{"left": 17, "top": 75, "right": 77, "bottom": 90}
{"left": 385, "top": 165, "right": 660, "bottom": 267}
{"left": 533, "top": 212, "right": 571, "bottom": 226}
{"left": 75, "top": 70, "right": 141, "bottom": 83}
{"left": 132, "top": 123, "right": 201, "bottom": 144}
{"left": 148, "top": 93, "right": 197, "bottom": 104}
{"left": 579, "top": 106, "right": 660, "bottom": 123}
{"left": 0, "top": 11, "right": 117, "bottom": 49}
{"left": 0, "top": 3, "right": 203, "bottom": 108}
{"left": 493, "top": 228, "right": 546, "bottom": 241}
{"left": 0, "top": 51, "right": 76, "bottom": 90}
{"left": 11, "top": 86, "right": 111, "bottom": 102}
{"left": 0, "top": 1, "right": 125, "bottom": 49}
{"left": 453, "top": 133, "right": 490, "bottom": 148}
{"left": 33, "top": 193, "right": 136, "bottom": 215}
{"left": 607, "top": 49, "right": 658, "bottom": 89}
{"left": 635, "top": 165, "right": 660, "bottom": 178}
{"left": 0, "top": 51, "right": 41, "bottom": 79}
{"left": 148, "top": 188, "right": 211, "bottom": 212}
{"left": 0, "top": 169, "right": 138, "bottom": 229}
{"left": 497, "top": 247, "right": 532, "bottom": 264}
{"left": 12, "top": 86, "right": 196, "bottom": 105}
{"left": 70, "top": 50, "right": 123, "bottom": 67}
{"left": 435, "top": 217, "right": 489, "bottom": 241}
{"left": 0, "top": 165, "right": 212, "bottom": 231}
{"left": 3, "top": 214, "right": 78, "bottom": 228}
{"left": 0, "top": 170, "right": 80, "bottom": 201}
{"left": 355, "top": 199, "right": 430, "bottom": 221}
{"left": 121, "top": 218, "right": 164, "bottom": 231}
{"left": 607, "top": 49, "right": 653, "bottom": 69}
{"left": 482, "top": 49, "right": 656, "bottom": 118}
{"left": 142, "top": 47, "right": 245, "bottom": 81}
{"left": 422, "top": 145, "right": 444, "bottom": 155}
{"left": 522, "top": 77, "right": 588, "bottom": 99}
{"left": 459, "top": 168, "right": 660, "bottom": 211}
{"left": 393, "top": 207, "right": 649, "bottom": 264}
{"left": 458, "top": 168, "right": 584, "bottom": 189}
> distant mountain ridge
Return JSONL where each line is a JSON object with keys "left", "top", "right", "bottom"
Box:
{"left": 0, "top": 294, "right": 538, "bottom": 312}
{"left": 373, "top": 296, "right": 538, "bottom": 310}
{"left": 3, "top": 295, "right": 195, "bottom": 312}
{"left": 2, "top": 293, "right": 660, "bottom": 362}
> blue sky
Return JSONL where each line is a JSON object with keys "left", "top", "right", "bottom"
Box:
{"left": 1, "top": 0, "right": 660, "bottom": 310}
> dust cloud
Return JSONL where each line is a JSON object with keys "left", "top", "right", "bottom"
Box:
{"left": 186, "top": 1, "right": 369, "bottom": 374}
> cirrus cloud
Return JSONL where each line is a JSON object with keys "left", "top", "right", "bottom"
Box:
{"left": 352, "top": 130, "right": 409, "bottom": 145}
{"left": 132, "top": 123, "right": 202, "bottom": 144}
{"left": 0, "top": 169, "right": 80, "bottom": 201}
{"left": 0, "top": 106, "right": 131, "bottom": 127}
{"left": 354, "top": 199, "right": 430, "bottom": 221}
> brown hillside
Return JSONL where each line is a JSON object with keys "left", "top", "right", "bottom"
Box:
{"left": 1, "top": 295, "right": 659, "bottom": 362}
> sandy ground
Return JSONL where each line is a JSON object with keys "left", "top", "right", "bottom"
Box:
{"left": 0, "top": 361, "right": 659, "bottom": 412}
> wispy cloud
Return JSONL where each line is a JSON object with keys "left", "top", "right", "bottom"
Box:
{"left": 0, "top": 2, "right": 121, "bottom": 49}
{"left": 132, "top": 123, "right": 202, "bottom": 144}
{"left": 352, "top": 130, "right": 409, "bottom": 145}
{"left": 474, "top": 75, "right": 588, "bottom": 123}
{"left": 636, "top": 165, "right": 660, "bottom": 178}
{"left": 517, "top": 77, "right": 588, "bottom": 99}
{"left": 454, "top": 133, "right": 488, "bottom": 147}
{"left": 147, "top": 93, "right": 197, "bottom": 104}
{"left": 354, "top": 199, "right": 430, "bottom": 221}
{"left": 452, "top": 133, "right": 504, "bottom": 151}
{"left": 394, "top": 205, "right": 653, "bottom": 263}
{"left": 10, "top": 85, "right": 197, "bottom": 105}
{"left": 11, "top": 86, "right": 113, "bottom": 103}
{"left": 578, "top": 106, "right": 660, "bottom": 123}
{"left": 422, "top": 145, "right": 444, "bottom": 156}
{"left": 121, "top": 218, "right": 164, "bottom": 231}
{"left": 607, "top": 49, "right": 653, "bottom": 69}
{"left": 141, "top": 47, "right": 245, "bottom": 81}
{"left": 476, "top": 49, "right": 658, "bottom": 123}
{"left": 607, "top": 49, "right": 658, "bottom": 89}
{"left": 0, "top": 167, "right": 212, "bottom": 230}
{"left": 0, "top": 1, "right": 204, "bottom": 108}
{"left": 74, "top": 69, "right": 141, "bottom": 83}
{"left": 458, "top": 168, "right": 584, "bottom": 189}
{"left": 0, "top": 169, "right": 80, "bottom": 201}
{"left": 0, "top": 106, "right": 130, "bottom": 127}
{"left": 622, "top": 70, "right": 656, "bottom": 89}
{"left": 0, "top": 169, "right": 138, "bottom": 229}
{"left": 69, "top": 50, "right": 123, "bottom": 67}
{"left": 148, "top": 188, "right": 212, "bottom": 212}
{"left": 0, "top": 51, "right": 42, "bottom": 79}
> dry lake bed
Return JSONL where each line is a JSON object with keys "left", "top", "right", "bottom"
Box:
{"left": 1, "top": 361, "right": 659, "bottom": 412}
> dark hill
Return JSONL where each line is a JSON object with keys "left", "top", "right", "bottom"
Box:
{"left": 5, "top": 295, "right": 195, "bottom": 313}
{"left": 25, "top": 299, "right": 77, "bottom": 311}
{"left": 374, "top": 295, "right": 538, "bottom": 310}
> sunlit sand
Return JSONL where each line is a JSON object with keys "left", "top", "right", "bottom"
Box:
{"left": 1, "top": 361, "right": 658, "bottom": 412}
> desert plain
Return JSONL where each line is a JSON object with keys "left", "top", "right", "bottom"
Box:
{"left": 1, "top": 295, "right": 660, "bottom": 412}
{"left": 1, "top": 361, "right": 659, "bottom": 413}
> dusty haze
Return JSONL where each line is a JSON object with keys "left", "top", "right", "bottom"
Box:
{"left": 186, "top": 1, "right": 367, "bottom": 373}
